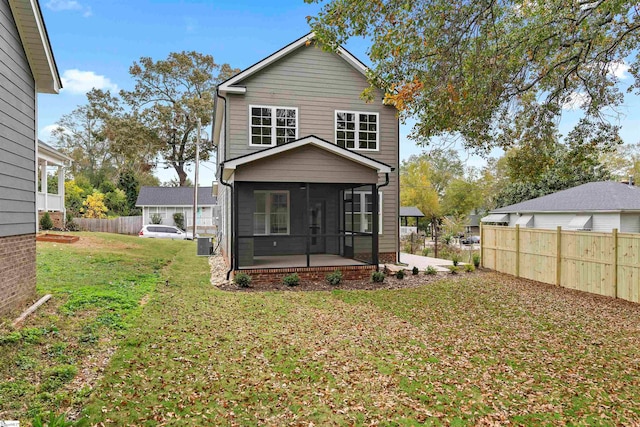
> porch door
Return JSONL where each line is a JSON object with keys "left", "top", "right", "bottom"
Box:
{"left": 309, "top": 200, "right": 326, "bottom": 253}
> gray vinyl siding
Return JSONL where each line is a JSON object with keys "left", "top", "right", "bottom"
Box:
{"left": 226, "top": 43, "right": 399, "bottom": 254}
{"left": 620, "top": 213, "right": 640, "bottom": 233}
{"left": 234, "top": 145, "right": 379, "bottom": 184}
{"left": 0, "top": 0, "right": 36, "bottom": 237}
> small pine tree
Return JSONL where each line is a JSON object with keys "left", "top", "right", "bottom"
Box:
{"left": 40, "top": 212, "right": 54, "bottom": 230}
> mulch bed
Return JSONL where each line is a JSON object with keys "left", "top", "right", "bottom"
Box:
{"left": 36, "top": 233, "right": 80, "bottom": 243}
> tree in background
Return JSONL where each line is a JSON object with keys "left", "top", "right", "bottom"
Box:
{"left": 118, "top": 170, "right": 141, "bottom": 216}
{"left": 81, "top": 191, "right": 108, "bottom": 219}
{"left": 308, "top": 0, "right": 634, "bottom": 154}
{"left": 400, "top": 156, "right": 441, "bottom": 231}
{"left": 601, "top": 142, "right": 640, "bottom": 184}
{"left": 122, "top": 51, "right": 238, "bottom": 186}
{"left": 64, "top": 180, "right": 85, "bottom": 218}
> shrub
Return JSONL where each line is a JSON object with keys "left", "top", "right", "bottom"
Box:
{"left": 283, "top": 273, "right": 301, "bottom": 287}
{"left": 464, "top": 264, "right": 476, "bottom": 272}
{"left": 443, "top": 234, "right": 453, "bottom": 245}
{"left": 150, "top": 213, "right": 163, "bottom": 224}
{"left": 412, "top": 266, "right": 419, "bottom": 275}
{"left": 472, "top": 253, "right": 481, "bottom": 268}
{"left": 451, "top": 253, "right": 460, "bottom": 267}
{"left": 0, "top": 331, "right": 22, "bottom": 345}
{"left": 371, "top": 271, "right": 385, "bottom": 283}
{"left": 233, "top": 272, "right": 252, "bottom": 288}
{"left": 326, "top": 270, "right": 343, "bottom": 286}
{"left": 395, "top": 269, "right": 405, "bottom": 279}
{"left": 65, "top": 216, "right": 79, "bottom": 231}
{"left": 447, "top": 265, "right": 459, "bottom": 274}
{"left": 425, "top": 266, "right": 438, "bottom": 276}
{"left": 40, "top": 212, "right": 54, "bottom": 230}
{"left": 173, "top": 212, "right": 185, "bottom": 230}
{"left": 422, "top": 247, "right": 431, "bottom": 257}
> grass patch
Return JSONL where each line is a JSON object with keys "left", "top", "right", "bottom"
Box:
{"left": 0, "top": 232, "right": 190, "bottom": 423}
{"left": 5, "top": 232, "right": 640, "bottom": 424}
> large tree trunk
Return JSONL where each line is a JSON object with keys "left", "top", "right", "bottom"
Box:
{"left": 175, "top": 164, "right": 188, "bottom": 186}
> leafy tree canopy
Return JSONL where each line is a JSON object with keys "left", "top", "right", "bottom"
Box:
{"left": 307, "top": 0, "right": 636, "bottom": 152}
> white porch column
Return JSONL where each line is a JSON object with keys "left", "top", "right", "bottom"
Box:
{"left": 41, "top": 159, "right": 48, "bottom": 212}
{"left": 58, "top": 165, "right": 66, "bottom": 223}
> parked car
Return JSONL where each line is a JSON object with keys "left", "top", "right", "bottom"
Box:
{"left": 138, "top": 225, "right": 195, "bottom": 240}
{"left": 461, "top": 235, "right": 481, "bottom": 245}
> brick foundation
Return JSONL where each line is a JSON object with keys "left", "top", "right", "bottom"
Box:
{"left": 235, "top": 264, "right": 376, "bottom": 285}
{"left": 38, "top": 211, "right": 64, "bottom": 229}
{"left": 0, "top": 234, "right": 37, "bottom": 317}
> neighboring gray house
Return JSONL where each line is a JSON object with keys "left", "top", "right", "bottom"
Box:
{"left": 213, "top": 33, "right": 399, "bottom": 279}
{"left": 136, "top": 186, "right": 217, "bottom": 232}
{"left": 482, "top": 181, "right": 640, "bottom": 233}
{"left": 1, "top": 0, "right": 61, "bottom": 315}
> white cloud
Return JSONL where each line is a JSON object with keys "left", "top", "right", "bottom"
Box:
{"left": 40, "top": 124, "right": 59, "bottom": 142}
{"left": 60, "top": 69, "right": 118, "bottom": 95}
{"left": 608, "top": 61, "right": 630, "bottom": 80}
{"left": 45, "top": 0, "right": 91, "bottom": 17}
{"left": 562, "top": 91, "right": 590, "bottom": 110}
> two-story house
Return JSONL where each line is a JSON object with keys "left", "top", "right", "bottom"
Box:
{"left": 1, "top": 0, "right": 61, "bottom": 315}
{"left": 213, "top": 33, "right": 399, "bottom": 282}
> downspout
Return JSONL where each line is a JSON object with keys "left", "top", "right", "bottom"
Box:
{"left": 215, "top": 90, "right": 235, "bottom": 280}
{"left": 375, "top": 172, "right": 391, "bottom": 271}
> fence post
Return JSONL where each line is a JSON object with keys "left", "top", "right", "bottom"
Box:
{"left": 480, "top": 223, "right": 484, "bottom": 268}
{"left": 613, "top": 228, "right": 618, "bottom": 298}
{"left": 556, "top": 226, "right": 562, "bottom": 286}
{"left": 515, "top": 224, "right": 520, "bottom": 277}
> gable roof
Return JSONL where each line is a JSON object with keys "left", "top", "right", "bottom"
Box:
{"left": 492, "top": 182, "right": 640, "bottom": 213}
{"left": 8, "top": 0, "right": 61, "bottom": 93}
{"left": 400, "top": 207, "right": 425, "bottom": 217}
{"left": 136, "top": 187, "right": 217, "bottom": 207}
{"left": 222, "top": 135, "right": 393, "bottom": 181}
{"left": 218, "top": 32, "right": 367, "bottom": 94}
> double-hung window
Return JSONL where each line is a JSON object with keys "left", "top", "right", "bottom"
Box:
{"left": 250, "top": 106, "right": 298, "bottom": 147}
{"left": 343, "top": 191, "right": 382, "bottom": 234}
{"left": 335, "top": 111, "right": 378, "bottom": 151}
{"left": 254, "top": 191, "right": 290, "bottom": 235}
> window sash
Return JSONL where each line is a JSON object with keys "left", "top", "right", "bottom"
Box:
{"left": 254, "top": 191, "right": 290, "bottom": 235}
{"left": 250, "top": 106, "right": 298, "bottom": 147}
{"left": 335, "top": 111, "right": 378, "bottom": 151}
{"left": 343, "top": 191, "right": 382, "bottom": 234}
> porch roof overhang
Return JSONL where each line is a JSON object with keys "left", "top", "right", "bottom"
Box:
{"left": 222, "top": 135, "right": 394, "bottom": 182}
{"left": 8, "top": 0, "right": 62, "bottom": 94}
{"left": 38, "top": 140, "right": 72, "bottom": 166}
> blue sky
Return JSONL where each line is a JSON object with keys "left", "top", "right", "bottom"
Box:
{"left": 38, "top": 0, "right": 640, "bottom": 185}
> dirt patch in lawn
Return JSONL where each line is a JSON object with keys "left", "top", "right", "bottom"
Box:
{"left": 55, "top": 233, "right": 142, "bottom": 251}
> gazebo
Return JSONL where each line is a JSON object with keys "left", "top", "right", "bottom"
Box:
{"left": 400, "top": 206, "right": 425, "bottom": 237}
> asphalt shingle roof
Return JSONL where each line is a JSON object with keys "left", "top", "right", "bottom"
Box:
{"left": 400, "top": 206, "right": 425, "bottom": 217}
{"left": 492, "top": 182, "right": 640, "bottom": 213}
{"left": 136, "top": 186, "right": 217, "bottom": 207}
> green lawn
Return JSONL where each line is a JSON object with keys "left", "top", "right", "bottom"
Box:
{"left": 2, "top": 233, "right": 640, "bottom": 425}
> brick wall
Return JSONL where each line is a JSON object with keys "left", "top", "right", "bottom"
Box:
{"left": 235, "top": 264, "right": 376, "bottom": 284}
{"left": 38, "top": 211, "right": 64, "bottom": 229}
{"left": 0, "top": 234, "right": 37, "bottom": 317}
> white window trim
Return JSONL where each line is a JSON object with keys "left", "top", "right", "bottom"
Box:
{"left": 253, "top": 190, "right": 291, "bottom": 235}
{"left": 344, "top": 191, "right": 383, "bottom": 235}
{"left": 249, "top": 105, "right": 299, "bottom": 147}
{"left": 334, "top": 110, "right": 380, "bottom": 152}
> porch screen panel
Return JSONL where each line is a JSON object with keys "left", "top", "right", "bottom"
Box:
{"left": 254, "top": 192, "right": 267, "bottom": 234}
{"left": 254, "top": 191, "right": 289, "bottom": 235}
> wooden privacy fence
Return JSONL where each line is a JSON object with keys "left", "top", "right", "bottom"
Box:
{"left": 73, "top": 216, "right": 143, "bottom": 235}
{"left": 481, "top": 225, "right": 640, "bottom": 303}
